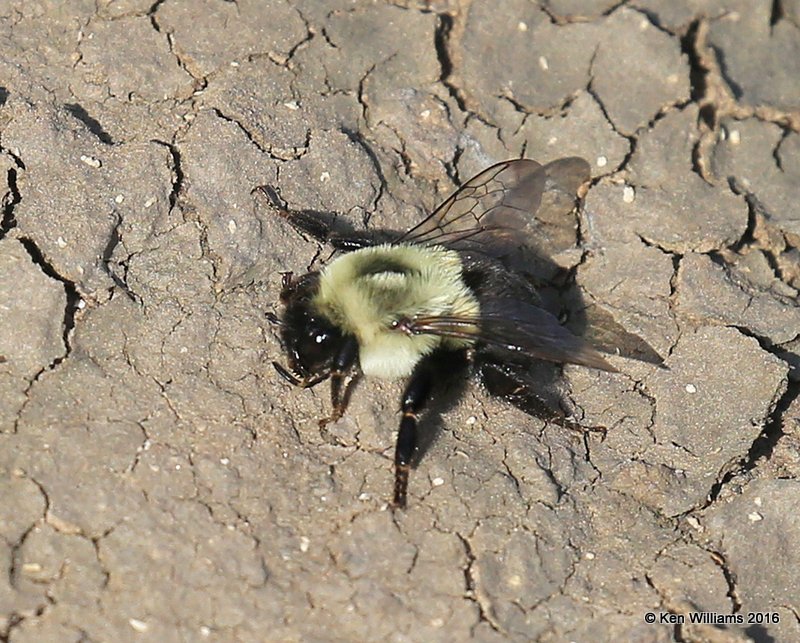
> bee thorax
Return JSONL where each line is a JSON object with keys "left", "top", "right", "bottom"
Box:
{"left": 313, "top": 244, "right": 480, "bottom": 379}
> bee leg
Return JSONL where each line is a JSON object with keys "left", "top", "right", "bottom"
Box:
{"left": 319, "top": 336, "right": 360, "bottom": 429}
{"left": 252, "top": 185, "right": 380, "bottom": 252}
{"left": 393, "top": 370, "right": 432, "bottom": 508}
{"left": 254, "top": 186, "right": 382, "bottom": 252}
{"left": 478, "top": 359, "right": 606, "bottom": 438}
{"left": 393, "top": 350, "right": 464, "bottom": 508}
{"left": 254, "top": 185, "right": 336, "bottom": 243}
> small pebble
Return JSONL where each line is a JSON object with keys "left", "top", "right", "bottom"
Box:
{"left": 622, "top": 185, "right": 635, "bottom": 203}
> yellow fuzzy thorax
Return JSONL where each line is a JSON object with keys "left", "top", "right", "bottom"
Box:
{"left": 313, "top": 244, "right": 480, "bottom": 379}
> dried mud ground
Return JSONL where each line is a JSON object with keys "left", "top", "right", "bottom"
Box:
{"left": 1, "top": 1, "right": 799, "bottom": 642}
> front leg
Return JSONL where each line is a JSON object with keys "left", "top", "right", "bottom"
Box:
{"left": 393, "top": 349, "right": 467, "bottom": 508}
{"left": 319, "top": 336, "right": 360, "bottom": 428}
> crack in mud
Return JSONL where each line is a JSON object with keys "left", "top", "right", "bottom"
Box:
{"left": 705, "top": 373, "right": 796, "bottom": 507}
{"left": 456, "top": 532, "right": 504, "bottom": 637}
{"left": 0, "top": 160, "right": 22, "bottom": 238}
{"left": 16, "top": 238, "right": 80, "bottom": 371}
{"left": 338, "top": 127, "right": 387, "bottom": 226}
{"left": 64, "top": 103, "right": 115, "bottom": 145}
{"left": 151, "top": 139, "right": 184, "bottom": 212}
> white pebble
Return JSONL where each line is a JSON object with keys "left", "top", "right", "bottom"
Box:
{"left": 80, "top": 154, "right": 102, "bottom": 168}
{"left": 686, "top": 515, "right": 703, "bottom": 531}
{"left": 622, "top": 185, "right": 635, "bottom": 203}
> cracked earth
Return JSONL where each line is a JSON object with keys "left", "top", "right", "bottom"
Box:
{"left": 0, "top": 0, "right": 798, "bottom": 641}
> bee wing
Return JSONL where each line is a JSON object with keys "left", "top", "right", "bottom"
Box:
{"left": 571, "top": 304, "right": 665, "bottom": 366}
{"left": 395, "top": 158, "right": 591, "bottom": 256}
{"left": 401, "top": 298, "right": 617, "bottom": 372}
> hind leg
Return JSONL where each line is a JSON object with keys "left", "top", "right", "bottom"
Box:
{"left": 477, "top": 358, "right": 606, "bottom": 437}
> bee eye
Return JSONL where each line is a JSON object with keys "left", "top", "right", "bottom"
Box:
{"left": 307, "top": 327, "right": 335, "bottom": 350}
{"left": 290, "top": 320, "right": 341, "bottom": 375}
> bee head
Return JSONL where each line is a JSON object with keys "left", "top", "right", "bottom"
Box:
{"left": 279, "top": 272, "right": 343, "bottom": 379}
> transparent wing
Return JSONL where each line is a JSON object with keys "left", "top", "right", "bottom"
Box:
{"left": 394, "top": 298, "right": 618, "bottom": 372}
{"left": 569, "top": 304, "right": 665, "bottom": 366}
{"left": 395, "top": 158, "right": 591, "bottom": 257}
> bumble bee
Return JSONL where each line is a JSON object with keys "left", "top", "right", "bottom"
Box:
{"left": 260, "top": 158, "right": 661, "bottom": 508}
